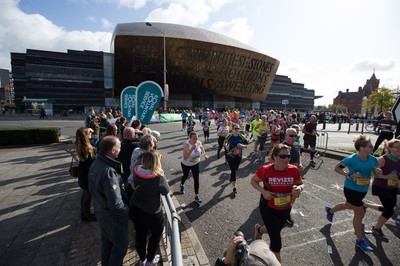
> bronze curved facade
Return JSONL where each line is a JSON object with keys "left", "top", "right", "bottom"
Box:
{"left": 112, "top": 22, "right": 280, "bottom": 109}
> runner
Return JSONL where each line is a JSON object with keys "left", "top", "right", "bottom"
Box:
{"left": 325, "top": 134, "right": 379, "bottom": 252}
{"left": 181, "top": 110, "right": 188, "bottom": 131}
{"left": 364, "top": 138, "right": 400, "bottom": 242}
{"left": 179, "top": 131, "right": 208, "bottom": 205}
{"left": 251, "top": 144, "right": 303, "bottom": 263}
{"left": 302, "top": 114, "right": 318, "bottom": 165}
{"left": 217, "top": 118, "right": 230, "bottom": 160}
{"left": 201, "top": 116, "right": 211, "bottom": 143}
{"left": 224, "top": 123, "right": 248, "bottom": 194}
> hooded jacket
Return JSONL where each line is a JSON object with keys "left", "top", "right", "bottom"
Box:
{"left": 130, "top": 165, "right": 170, "bottom": 214}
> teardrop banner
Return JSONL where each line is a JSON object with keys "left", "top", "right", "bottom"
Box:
{"left": 120, "top": 86, "right": 137, "bottom": 122}
{"left": 136, "top": 81, "right": 164, "bottom": 125}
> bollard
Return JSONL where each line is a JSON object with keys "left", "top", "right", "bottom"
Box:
{"left": 323, "top": 118, "right": 326, "bottom": 130}
{"left": 356, "top": 120, "right": 359, "bottom": 131}
{"left": 347, "top": 120, "right": 351, "bottom": 134}
{"left": 338, "top": 121, "right": 342, "bottom": 131}
{"left": 361, "top": 120, "right": 364, "bottom": 134}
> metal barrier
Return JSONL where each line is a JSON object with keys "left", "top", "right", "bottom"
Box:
{"left": 315, "top": 129, "right": 328, "bottom": 158}
{"left": 161, "top": 194, "right": 183, "bottom": 266}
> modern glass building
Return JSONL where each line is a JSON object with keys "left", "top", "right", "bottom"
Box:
{"left": 10, "top": 22, "right": 315, "bottom": 113}
{"left": 11, "top": 49, "right": 106, "bottom": 112}
{"left": 112, "top": 22, "right": 280, "bottom": 111}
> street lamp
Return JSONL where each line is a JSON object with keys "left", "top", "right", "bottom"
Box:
{"left": 146, "top": 22, "right": 168, "bottom": 112}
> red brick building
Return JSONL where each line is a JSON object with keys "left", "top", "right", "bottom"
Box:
{"left": 333, "top": 73, "right": 380, "bottom": 114}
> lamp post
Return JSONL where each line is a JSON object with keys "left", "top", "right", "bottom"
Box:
{"left": 146, "top": 22, "right": 167, "bottom": 112}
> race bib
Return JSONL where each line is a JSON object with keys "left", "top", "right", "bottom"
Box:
{"left": 191, "top": 156, "right": 200, "bottom": 162}
{"left": 233, "top": 147, "right": 241, "bottom": 155}
{"left": 388, "top": 179, "right": 399, "bottom": 187}
{"left": 356, "top": 177, "right": 371, "bottom": 186}
{"left": 203, "top": 128, "right": 209, "bottom": 131}
{"left": 273, "top": 193, "right": 291, "bottom": 207}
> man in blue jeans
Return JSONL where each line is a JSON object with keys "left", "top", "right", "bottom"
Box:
{"left": 89, "top": 136, "right": 129, "bottom": 265}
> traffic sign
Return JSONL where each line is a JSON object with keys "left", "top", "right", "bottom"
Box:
{"left": 391, "top": 96, "right": 400, "bottom": 123}
{"left": 282, "top": 99, "right": 289, "bottom": 105}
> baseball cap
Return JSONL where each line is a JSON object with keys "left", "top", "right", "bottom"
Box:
{"left": 243, "top": 240, "right": 281, "bottom": 266}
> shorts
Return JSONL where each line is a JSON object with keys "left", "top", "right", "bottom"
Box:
{"left": 344, "top": 187, "right": 367, "bottom": 207}
{"left": 253, "top": 135, "right": 259, "bottom": 141}
{"left": 303, "top": 139, "right": 316, "bottom": 149}
{"left": 258, "top": 137, "right": 267, "bottom": 151}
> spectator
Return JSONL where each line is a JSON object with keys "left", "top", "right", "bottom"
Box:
{"left": 130, "top": 150, "right": 170, "bottom": 266}
{"left": 89, "top": 136, "right": 129, "bottom": 265}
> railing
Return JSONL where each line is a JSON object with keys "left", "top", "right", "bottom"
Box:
{"left": 315, "top": 130, "right": 328, "bottom": 158}
{"left": 161, "top": 193, "right": 183, "bottom": 266}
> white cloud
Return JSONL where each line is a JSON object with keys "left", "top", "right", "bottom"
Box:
{"left": 351, "top": 58, "right": 399, "bottom": 72}
{"left": 0, "top": 0, "right": 112, "bottom": 70}
{"left": 117, "top": 0, "right": 147, "bottom": 9}
{"left": 209, "top": 17, "right": 253, "bottom": 44}
{"left": 101, "top": 18, "right": 113, "bottom": 29}
{"left": 146, "top": 0, "right": 232, "bottom": 26}
{"left": 88, "top": 16, "right": 97, "bottom": 22}
{"left": 146, "top": 1, "right": 211, "bottom": 26}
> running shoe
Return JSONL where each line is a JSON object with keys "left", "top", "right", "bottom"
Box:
{"left": 145, "top": 254, "right": 160, "bottom": 266}
{"left": 179, "top": 185, "right": 185, "bottom": 194}
{"left": 355, "top": 238, "right": 373, "bottom": 252}
{"left": 139, "top": 260, "right": 146, "bottom": 266}
{"left": 372, "top": 226, "right": 389, "bottom": 242}
{"left": 286, "top": 214, "right": 294, "bottom": 226}
{"left": 195, "top": 195, "right": 203, "bottom": 204}
{"left": 233, "top": 187, "right": 237, "bottom": 194}
{"left": 325, "top": 206, "right": 334, "bottom": 222}
{"left": 309, "top": 160, "right": 316, "bottom": 165}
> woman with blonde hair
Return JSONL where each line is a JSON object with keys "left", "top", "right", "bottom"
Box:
{"left": 75, "top": 127, "right": 96, "bottom": 221}
{"left": 130, "top": 150, "right": 170, "bottom": 266}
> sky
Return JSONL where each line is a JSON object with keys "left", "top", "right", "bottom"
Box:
{"left": 0, "top": 0, "right": 399, "bottom": 106}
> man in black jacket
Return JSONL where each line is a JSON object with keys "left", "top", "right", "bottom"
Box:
{"left": 89, "top": 136, "right": 129, "bottom": 266}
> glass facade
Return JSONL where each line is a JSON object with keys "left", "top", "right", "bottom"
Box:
{"left": 112, "top": 22, "right": 314, "bottom": 111}
{"left": 11, "top": 49, "right": 106, "bottom": 112}
{"left": 262, "top": 75, "right": 315, "bottom": 111}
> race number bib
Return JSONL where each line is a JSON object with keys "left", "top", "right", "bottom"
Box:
{"left": 233, "top": 147, "right": 241, "bottom": 155}
{"left": 191, "top": 156, "right": 200, "bottom": 162}
{"left": 190, "top": 150, "right": 201, "bottom": 162}
{"left": 273, "top": 193, "right": 291, "bottom": 207}
{"left": 388, "top": 179, "right": 399, "bottom": 187}
{"left": 356, "top": 177, "right": 371, "bottom": 186}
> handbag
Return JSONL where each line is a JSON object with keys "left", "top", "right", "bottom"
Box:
{"left": 69, "top": 156, "right": 79, "bottom": 178}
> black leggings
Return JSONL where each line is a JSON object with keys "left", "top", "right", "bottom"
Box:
{"left": 227, "top": 156, "right": 241, "bottom": 182}
{"left": 181, "top": 162, "right": 200, "bottom": 194}
{"left": 217, "top": 136, "right": 227, "bottom": 158}
{"left": 373, "top": 132, "right": 393, "bottom": 152}
{"left": 259, "top": 198, "right": 291, "bottom": 253}
{"left": 372, "top": 185, "right": 398, "bottom": 219}
{"left": 132, "top": 206, "right": 164, "bottom": 262}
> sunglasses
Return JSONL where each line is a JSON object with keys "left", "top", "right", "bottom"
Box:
{"left": 288, "top": 135, "right": 296, "bottom": 137}
{"left": 234, "top": 128, "right": 240, "bottom": 130}
{"left": 277, "top": 154, "right": 291, "bottom": 159}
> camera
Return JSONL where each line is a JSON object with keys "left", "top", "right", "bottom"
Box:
{"left": 215, "top": 231, "right": 249, "bottom": 266}
{"left": 233, "top": 231, "right": 249, "bottom": 265}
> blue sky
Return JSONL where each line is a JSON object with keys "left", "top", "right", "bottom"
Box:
{"left": 1, "top": 0, "right": 399, "bottom": 106}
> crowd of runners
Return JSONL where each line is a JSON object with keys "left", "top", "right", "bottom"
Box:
{"left": 75, "top": 107, "right": 399, "bottom": 265}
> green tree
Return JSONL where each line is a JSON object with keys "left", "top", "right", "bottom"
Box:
{"left": 367, "top": 87, "right": 396, "bottom": 112}
{"left": 328, "top": 104, "right": 346, "bottom": 113}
